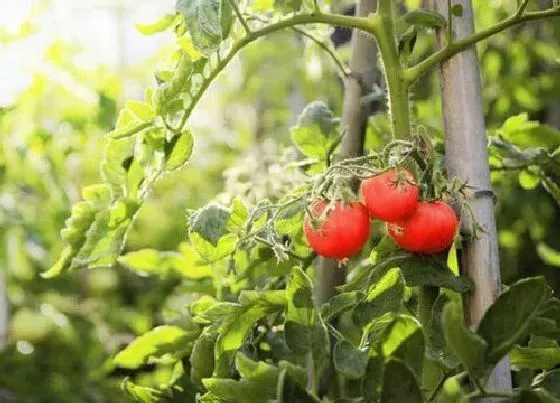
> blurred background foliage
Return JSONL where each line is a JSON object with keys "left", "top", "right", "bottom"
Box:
{"left": 0, "top": 0, "right": 558, "bottom": 401}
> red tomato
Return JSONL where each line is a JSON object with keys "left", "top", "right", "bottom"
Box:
{"left": 387, "top": 201, "right": 458, "bottom": 254}
{"left": 304, "top": 200, "right": 370, "bottom": 259}
{"left": 360, "top": 168, "right": 419, "bottom": 222}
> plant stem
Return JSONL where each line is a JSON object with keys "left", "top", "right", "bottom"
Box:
{"left": 404, "top": 6, "right": 560, "bottom": 83}
{"left": 228, "top": 0, "right": 252, "bottom": 33}
{"left": 374, "top": 1, "right": 410, "bottom": 140}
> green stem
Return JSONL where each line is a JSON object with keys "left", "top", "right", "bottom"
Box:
{"left": 404, "top": 6, "right": 560, "bottom": 83}
{"left": 374, "top": 2, "right": 410, "bottom": 140}
{"left": 418, "top": 286, "right": 439, "bottom": 328}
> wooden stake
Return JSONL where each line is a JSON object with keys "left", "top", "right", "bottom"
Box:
{"left": 433, "top": 0, "right": 512, "bottom": 393}
{"left": 316, "top": 0, "right": 378, "bottom": 306}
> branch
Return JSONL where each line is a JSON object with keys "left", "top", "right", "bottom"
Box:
{"left": 291, "top": 26, "right": 351, "bottom": 79}
{"left": 404, "top": 6, "right": 560, "bottom": 83}
{"left": 177, "top": 12, "right": 378, "bottom": 131}
{"left": 228, "top": 0, "right": 252, "bottom": 33}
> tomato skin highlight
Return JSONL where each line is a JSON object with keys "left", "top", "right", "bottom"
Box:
{"left": 387, "top": 201, "right": 458, "bottom": 254}
{"left": 360, "top": 168, "right": 419, "bottom": 222}
{"left": 303, "top": 201, "right": 371, "bottom": 260}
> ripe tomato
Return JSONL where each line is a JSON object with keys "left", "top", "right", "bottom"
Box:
{"left": 304, "top": 200, "right": 370, "bottom": 259}
{"left": 360, "top": 168, "right": 419, "bottom": 222}
{"left": 387, "top": 201, "right": 458, "bottom": 254}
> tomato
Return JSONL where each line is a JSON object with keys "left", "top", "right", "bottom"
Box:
{"left": 304, "top": 200, "right": 370, "bottom": 259}
{"left": 360, "top": 168, "right": 419, "bottom": 222}
{"left": 387, "top": 201, "right": 458, "bottom": 254}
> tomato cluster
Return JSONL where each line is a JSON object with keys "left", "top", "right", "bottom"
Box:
{"left": 303, "top": 168, "right": 459, "bottom": 259}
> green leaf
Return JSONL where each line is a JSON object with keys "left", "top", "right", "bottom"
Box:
{"left": 190, "top": 326, "right": 218, "bottom": 387}
{"left": 125, "top": 100, "right": 156, "bottom": 121}
{"left": 176, "top": 0, "right": 232, "bottom": 54}
{"left": 397, "top": 256, "right": 473, "bottom": 293}
{"left": 238, "top": 290, "right": 286, "bottom": 307}
{"left": 70, "top": 199, "right": 139, "bottom": 270}
{"left": 177, "top": 34, "right": 204, "bottom": 61}
{"left": 165, "top": 130, "right": 194, "bottom": 171}
{"left": 352, "top": 268, "right": 404, "bottom": 327}
{"left": 235, "top": 352, "right": 279, "bottom": 385}
{"left": 402, "top": 9, "right": 446, "bottom": 29}
{"left": 442, "top": 302, "right": 488, "bottom": 378}
{"left": 214, "top": 303, "right": 280, "bottom": 377}
{"left": 193, "top": 302, "right": 241, "bottom": 325}
{"left": 510, "top": 346, "right": 560, "bottom": 370}
{"left": 109, "top": 121, "right": 152, "bottom": 140}
{"left": 477, "top": 276, "right": 548, "bottom": 363}
{"left": 101, "top": 136, "right": 136, "bottom": 194}
{"left": 426, "top": 294, "right": 459, "bottom": 369}
{"left": 498, "top": 113, "right": 560, "bottom": 148}
{"left": 284, "top": 267, "right": 316, "bottom": 354}
{"left": 202, "top": 378, "right": 274, "bottom": 403}
{"left": 537, "top": 242, "right": 560, "bottom": 267}
{"left": 121, "top": 378, "right": 169, "bottom": 403}
{"left": 380, "top": 358, "right": 422, "bottom": 403}
{"left": 114, "top": 325, "right": 196, "bottom": 369}
{"left": 333, "top": 340, "right": 369, "bottom": 379}
{"left": 135, "top": 13, "right": 177, "bottom": 35}
{"left": 226, "top": 198, "right": 249, "bottom": 232}
{"left": 321, "top": 291, "right": 362, "bottom": 322}
{"left": 290, "top": 101, "right": 336, "bottom": 160}
{"left": 363, "top": 356, "right": 384, "bottom": 401}
{"left": 382, "top": 315, "right": 424, "bottom": 377}
{"left": 189, "top": 203, "right": 231, "bottom": 246}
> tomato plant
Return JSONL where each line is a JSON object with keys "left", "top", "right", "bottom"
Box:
{"left": 2, "top": 0, "right": 557, "bottom": 402}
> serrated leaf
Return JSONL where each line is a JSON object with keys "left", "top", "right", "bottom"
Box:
{"left": 290, "top": 101, "right": 336, "bottom": 161}
{"left": 214, "top": 303, "right": 280, "bottom": 377}
{"left": 510, "top": 346, "right": 560, "bottom": 370}
{"left": 176, "top": 0, "right": 232, "bottom": 54}
{"left": 477, "top": 276, "right": 548, "bottom": 363}
{"left": 114, "top": 325, "right": 196, "bottom": 369}
{"left": 352, "top": 268, "right": 404, "bottom": 327}
{"left": 498, "top": 113, "right": 560, "bottom": 148}
{"left": 189, "top": 203, "right": 231, "bottom": 246}
{"left": 334, "top": 340, "right": 369, "bottom": 379}
{"left": 102, "top": 136, "right": 136, "bottom": 195}
{"left": 397, "top": 256, "right": 473, "bottom": 293}
{"left": 380, "top": 358, "right": 422, "bottom": 403}
{"left": 70, "top": 199, "right": 139, "bottom": 270}
{"left": 403, "top": 9, "right": 446, "bottom": 29}
{"left": 442, "top": 302, "right": 488, "bottom": 378}
{"left": 165, "top": 130, "right": 194, "bottom": 171}
{"left": 135, "top": 13, "right": 177, "bottom": 35}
